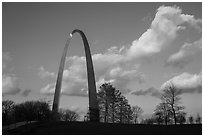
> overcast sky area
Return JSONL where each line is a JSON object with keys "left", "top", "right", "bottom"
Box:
{"left": 2, "top": 2, "right": 202, "bottom": 119}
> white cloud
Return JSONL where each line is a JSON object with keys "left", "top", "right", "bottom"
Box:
{"left": 166, "top": 39, "right": 202, "bottom": 68}
{"left": 127, "top": 5, "right": 201, "bottom": 59}
{"left": 40, "top": 83, "right": 55, "bottom": 95}
{"left": 38, "top": 66, "right": 55, "bottom": 79}
{"left": 132, "top": 71, "right": 202, "bottom": 98}
{"left": 103, "top": 66, "right": 145, "bottom": 93}
{"left": 41, "top": 53, "right": 144, "bottom": 96}
{"left": 40, "top": 5, "right": 201, "bottom": 96}
{"left": 131, "top": 87, "right": 161, "bottom": 98}
{"left": 161, "top": 72, "right": 202, "bottom": 94}
{"left": 2, "top": 74, "right": 21, "bottom": 96}
{"left": 3, "top": 52, "right": 12, "bottom": 70}
{"left": 2, "top": 52, "right": 21, "bottom": 96}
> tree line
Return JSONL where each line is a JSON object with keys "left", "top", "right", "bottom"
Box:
{"left": 2, "top": 82, "right": 202, "bottom": 126}
{"left": 2, "top": 100, "right": 79, "bottom": 126}
{"left": 85, "top": 82, "right": 201, "bottom": 125}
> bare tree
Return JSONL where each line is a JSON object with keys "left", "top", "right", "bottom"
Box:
{"left": 176, "top": 112, "right": 186, "bottom": 124}
{"left": 132, "top": 105, "right": 143, "bottom": 124}
{"left": 188, "top": 115, "right": 194, "bottom": 124}
{"left": 60, "top": 109, "right": 79, "bottom": 122}
{"left": 2, "top": 100, "right": 15, "bottom": 125}
{"left": 161, "top": 82, "right": 185, "bottom": 125}
{"left": 141, "top": 118, "right": 155, "bottom": 125}
{"left": 154, "top": 102, "right": 170, "bottom": 125}
{"left": 195, "top": 114, "right": 201, "bottom": 124}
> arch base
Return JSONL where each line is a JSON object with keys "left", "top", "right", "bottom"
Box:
{"left": 89, "top": 107, "right": 100, "bottom": 122}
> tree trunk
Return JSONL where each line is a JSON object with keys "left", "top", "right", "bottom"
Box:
{"left": 135, "top": 115, "right": 138, "bottom": 124}
{"left": 165, "top": 116, "right": 167, "bottom": 125}
{"left": 172, "top": 105, "right": 176, "bottom": 125}
{"left": 120, "top": 106, "right": 123, "bottom": 123}
{"left": 105, "top": 99, "right": 108, "bottom": 123}
{"left": 112, "top": 103, "right": 114, "bottom": 123}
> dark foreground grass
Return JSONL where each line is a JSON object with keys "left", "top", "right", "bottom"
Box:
{"left": 3, "top": 121, "right": 202, "bottom": 135}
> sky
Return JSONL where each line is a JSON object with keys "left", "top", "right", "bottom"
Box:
{"left": 2, "top": 2, "right": 202, "bottom": 119}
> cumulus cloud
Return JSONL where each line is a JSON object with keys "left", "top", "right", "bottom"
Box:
{"left": 131, "top": 71, "right": 201, "bottom": 98}
{"left": 166, "top": 39, "right": 202, "bottom": 68}
{"left": 40, "top": 5, "right": 201, "bottom": 96}
{"left": 161, "top": 72, "right": 202, "bottom": 94}
{"left": 2, "top": 52, "right": 21, "bottom": 96}
{"left": 22, "top": 89, "right": 32, "bottom": 96}
{"left": 40, "top": 82, "right": 88, "bottom": 97}
{"left": 40, "top": 83, "right": 55, "bottom": 95}
{"left": 131, "top": 87, "right": 161, "bottom": 98}
{"left": 126, "top": 5, "right": 201, "bottom": 59}
{"left": 3, "top": 52, "right": 33, "bottom": 97}
{"left": 40, "top": 54, "right": 144, "bottom": 96}
{"left": 38, "top": 66, "right": 55, "bottom": 79}
{"left": 3, "top": 52, "right": 12, "bottom": 70}
{"left": 2, "top": 74, "right": 21, "bottom": 96}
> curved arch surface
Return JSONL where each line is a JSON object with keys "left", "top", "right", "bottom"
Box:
{"left": 52, "top": 29, "right": 99, "bottom": 122}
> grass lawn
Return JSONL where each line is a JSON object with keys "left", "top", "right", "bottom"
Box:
{"left": 3, "top": 121, "right": 202, "bottom": 135}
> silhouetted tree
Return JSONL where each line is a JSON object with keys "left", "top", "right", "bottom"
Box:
{"left": 34, "top": 100, "right": 51, "bottom": 121}
{"left": 98, "top": 83, "right": 113, "bottom": 123}
{"left": 153, "top": 111, "right": 164, "bottom": 125}
{"left": 59, "top": 109, "right": 79, "bottom": 121}
{"left": 14, "top": 100, "right": 51, "bottom": 123}
{"left": 154, "top": 102, "right": 170, "bottom": 125}
{"left": 2, "top": 100, "right": 15, "bottom": 125}
{"left": 126, "top": 104, "right": 134, "bottom": 124}
{"left": 176, "top": 112, "right": 186, "bottom": 124}
{"left": 161, "top": 82, "right": 185, "bottom": 125}
{"left": 195, "top": 114, "right": 201, "bottom": 124}
{"left": 97, "top": 83, "right": 133, "bottom": 124}
{"left": 188, "top": 115, "right": 194, "bottom": 124}
{"left": 14, "top": 103, "right": 26, "bottom": 122}
{"left": 132, "top": 105, "right": 143, "bottom": 124}
{"left": 118, "top": 96, "right": 129, "bottom": 123}
{"left": 23, "top": 101, "right": 37, "bottom": 122}
{"left": 109, "top": 89, "right": 121, "bottom": 123}
{"left": 141, "top": 118, "right": 155, "bottom": 124}
{"left": 84, "top": 111, "right": 90, "bottom": 122}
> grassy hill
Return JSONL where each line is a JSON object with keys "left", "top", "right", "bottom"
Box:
{"left": 3, "top": 121, "right": 202, "bottom": 135}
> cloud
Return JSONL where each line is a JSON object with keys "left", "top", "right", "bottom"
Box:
{"left": 38, "top": 66, "right": 55, "bottom": 79}
{"left": 40, "top": 5, "right": 201, "bottom": 96}
{"left": 2, "top": 74, "right": 21, "bottom": 96}
{"left": 3, "top": 52, "right": 13, "bottom": 74}
{"left": 40, "top": 83, "right": 55, "bottom": 95}
{"left": 40, "top": 82, "right": 88, "bottom": 97}
{"left": 131, "top": 87, "right": 161, "bottom": 98}
{"left": 40, "top": 54, "right": 144, "bottom": 96}
{"left": 103, "top": 66, "right": 145, "bottom": 93}
{"left": 3, "top": 52, "right": 12, "bottom": 70}
{"left": 166, "top": 39, "right": 202, "bottom": 68}
{"left": 161, "top": 72, "right": 202, "bottom": 94}
{"left": 2, "top": 52, "right": 22, "bottom": 96}
{"left": 22, "top": 89, "right": 32, "bottom": 96}
{"left": 3, "top": 52, "right": 33, "bottom": 97}
{"left": 126, "top": 5, "right": 201, "bottom": 59}
{"left": 131, "top": 71, "right": 201, "bottom": 98}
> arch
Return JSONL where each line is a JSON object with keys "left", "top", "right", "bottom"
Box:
{"left": 52, "top": 29, "right": 99, "bottom": 122}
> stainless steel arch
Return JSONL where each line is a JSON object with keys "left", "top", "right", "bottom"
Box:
{"left": 52, "top": 29, "right": 99, "bottom": 122}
